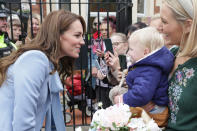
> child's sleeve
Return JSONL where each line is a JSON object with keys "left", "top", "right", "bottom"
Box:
{"left": 123, "top": 67, "right": 162, "bottom": 107}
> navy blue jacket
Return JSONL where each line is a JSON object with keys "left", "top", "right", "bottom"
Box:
{"left": 123, "top": 46, "right": 174, "bottom": 107}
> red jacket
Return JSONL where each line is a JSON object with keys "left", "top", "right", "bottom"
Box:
{"left": 65, "top": 74, "right": 83, "bottom": 96}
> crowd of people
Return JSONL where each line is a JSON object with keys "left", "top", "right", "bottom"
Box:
{"left": 0, "top": 3, "right": 41, "bottom": 58}
{"left": 0, "top": 0, "right": 197, "bottom": 130}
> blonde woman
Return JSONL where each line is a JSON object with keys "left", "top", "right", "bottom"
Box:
{"left": 106, "top": 33, "right": 128, "bottom": 69}
{"left": 25, "top": 13, "right": 41, "bottom": 43}
{"left": 160, "top": 0, "right": 197, "bottom": 130}
{"left": 149, "top": 14, "right": 163, "bottom": 33}
{"left": 104, "top": 33, "right": 128, "bottom": 84}
{"left": 110, "top": 33, "right": 128, "bottom": 56}
{"left": 150, "top": 13, "right": 178, "bottom": 51}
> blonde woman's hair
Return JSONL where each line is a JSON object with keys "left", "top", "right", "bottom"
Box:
{"left": 151, "top": 13, "right": 161, "bottom": 21}
{"left": 27, "top": 13, "right": 41, "bottom": 39}
{"left": 110, "top": 33, "right": 127, "bottom": 43}
{"left": 149, "top": 14, "right": 161, "bottom": 27}
{"left": 163, "top": 0, "right": 197, "bottom": 57}
{"left": 128, "top": 27, "right": 164, "bottom": 52}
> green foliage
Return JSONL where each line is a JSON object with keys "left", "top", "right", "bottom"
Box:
{"left": 132, "top": 113, "right": 138, "bottom": 117}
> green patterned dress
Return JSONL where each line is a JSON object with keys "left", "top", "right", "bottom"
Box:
{"left": 166, "top": 57, "right": 197, "bottom": 131}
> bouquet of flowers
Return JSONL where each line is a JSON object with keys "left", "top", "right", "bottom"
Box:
{"left": 90, "top": 103, "right": 131, "bottom": 130}
{"left": 90, "top": 103, "right": 161, "bottom": 131}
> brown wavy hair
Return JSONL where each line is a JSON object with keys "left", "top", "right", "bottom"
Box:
{"left": 0, "top": 10, "right": 86, "bottom": 86}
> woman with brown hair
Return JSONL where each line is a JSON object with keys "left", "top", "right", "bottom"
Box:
{"left": 0, "top": 10, "right": 86, "bottom": 130}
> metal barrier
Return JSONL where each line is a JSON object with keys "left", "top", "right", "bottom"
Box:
{"left": 3, "top": 0, "right": 132, "bottom": 130}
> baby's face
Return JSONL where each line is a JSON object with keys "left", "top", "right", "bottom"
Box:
{"left": 127, "top": 37, "right": 146, "bottom": 63}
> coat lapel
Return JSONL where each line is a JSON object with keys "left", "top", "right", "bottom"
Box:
{"left": 47, "top": 63, "right": 65, "bottom": 131}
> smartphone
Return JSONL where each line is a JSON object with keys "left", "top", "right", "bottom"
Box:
{"left": 19, "top": 32, "right": 27, "bottom": 41}
{"left": 104, "top": 38, "right": 114, "bottom": 54}
{"left": 92, "top": 38, "right": 103, "bottom": 51}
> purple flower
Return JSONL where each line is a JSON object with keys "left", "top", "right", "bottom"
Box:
{"left": 176, "top": 71, "right": 183, "bottom": 82}
{"left": 185, "top": 68, "right": 194, "bottom": 79}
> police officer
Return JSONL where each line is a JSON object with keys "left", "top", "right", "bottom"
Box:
{"left": 0, "top": 2, "right": 17, "bottom": 58}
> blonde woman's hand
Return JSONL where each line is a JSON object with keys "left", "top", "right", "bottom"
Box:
{"left": 105, "top": 50, "right": 120, "bottom": 71}
{"left": 111, "top": 69, "right": 122, "bottom": 82}
{"left": 96, "top": 70, "right": 106, "bottom": 80}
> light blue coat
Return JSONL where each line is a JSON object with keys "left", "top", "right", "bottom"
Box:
{"left": 0, "top": 50, "right": 66, "bottom": 131}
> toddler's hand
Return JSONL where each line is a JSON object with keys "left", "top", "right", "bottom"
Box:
{"left": 114, "top": 95, "right": 123, "bottom": 104}
{"left": 142, "top": 101, "right": 156, "bottom": 112}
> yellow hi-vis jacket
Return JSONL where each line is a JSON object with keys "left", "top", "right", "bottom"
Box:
{"left": 0, "top": 34, "right": 17, "bottom": 58}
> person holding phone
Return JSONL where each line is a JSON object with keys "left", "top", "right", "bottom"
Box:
{"left": 105, "top": 33, "right": 128, "bottom": 84}
{"left": 91, "top": 16, "right": 116, "bottom": 109}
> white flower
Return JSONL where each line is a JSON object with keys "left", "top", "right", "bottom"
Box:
{"left": 128, "top": 118, "right": 161, "bottom": 131}
{"left": 92, "top": 109, "right": 104, "bottom": 122}
{"left": 104, "top": 104, "right": 131, "bottom": 129}
{"left": 91, "top": 103, "right": 131, "bottom": 130}
{"left": 128, "top": 118, "right": 146, "bottom": 131}
{"left": 146, "top": 119, "right": 161, "bottom": 131}
{"left": 90, "top": 103, "right": 161, "bottom": 131}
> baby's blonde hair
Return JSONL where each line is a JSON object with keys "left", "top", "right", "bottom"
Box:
{"left": 128, "top": 27, "right": 164, "bottom": 52}
{"left": 110, "top": 33, "right": 127, "bottom": 43}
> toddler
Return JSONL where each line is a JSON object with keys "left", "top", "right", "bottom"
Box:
{"left": 110, "top": 27, "right": 174, "bottom": 126}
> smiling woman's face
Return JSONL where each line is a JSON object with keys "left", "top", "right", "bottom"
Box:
{"left": 32, "top": 18, "right": 40, "bottom": 36}
{"left": 111, "top": 35, "right": 127, "bottom": 55}
{"left": 59, "top": 20, "right": 85, "bottom": 59}
{"left": 160, "top": 4, "right": 183, "bottom": 46}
